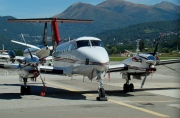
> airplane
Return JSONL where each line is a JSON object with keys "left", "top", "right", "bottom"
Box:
{"left": 0, "top": 44, "right": 8, "bottom": 62}
{"left": 0, "top": 23, "right": 53, "bottom": 65}
{"left": 108, "top": 35, "right": 180, "bottom": 92}
{"left": 3, "top": 18, "right": 123, "bottom": 101}
{"left": 0, "top": 42, "right": 43, "bottom": 95}
{"left": 0, "top": 44, "right": 23, "bottom": 63}
{"left": 1, "top": 18, "right": 179, "bottom": 101}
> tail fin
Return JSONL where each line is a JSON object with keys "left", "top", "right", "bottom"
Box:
{"left": 52, "top": 18, "right": 61, "bottom": 49}
{"left": 41, "top": 22, "right": 48, "bottom": 46}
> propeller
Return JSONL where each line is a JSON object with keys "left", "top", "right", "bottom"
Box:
{"left": 152, "top": 34, "right": 162, "bottom": 56}
{"left": 141, "top": 72, "right": 147, "bottom": 88}
{"left": 21, "top": 33, "right": 47, "bottom": 96}
{"left": 21, "top": 34, "right": 33, "bottom": 59}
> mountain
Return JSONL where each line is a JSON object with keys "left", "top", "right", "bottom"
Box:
{"left": 0, "top": 16, "right": 45, "bottom": 50}
{"left": 96, "top": 19, "right": 180, "bottom": 46}
{"left": 54, "top": 0, "right": 180, "bottom": 38}
{"left": 0, "top": 0, "right": 180, "bottom": 50}
{"left": 154, "top": 1, "right": 180, "bottom": 11}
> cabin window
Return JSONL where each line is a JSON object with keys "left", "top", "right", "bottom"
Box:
{"left": 76, "top": 40, "right": 90, "bottom": 48}
{"left": 91, "top": 40, "right": 104, "bottom": 47}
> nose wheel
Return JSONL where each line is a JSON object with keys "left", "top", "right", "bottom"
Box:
{"left": 97, "top": 87, "right": 107, "bottom": 101}
{"left": 96, "top": 71, "right": 107, "bottom": 101}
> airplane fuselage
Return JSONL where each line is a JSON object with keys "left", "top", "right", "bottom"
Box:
{"left": 52, "top": 37, "right": 109, "bottom": 77}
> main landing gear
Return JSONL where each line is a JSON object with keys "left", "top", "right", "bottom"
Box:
{"left": 96, "top": 71, "right": 107, "bottom": 101}
{"left": 20, "top": 78, "right": 31, "bottom": 95}
{"left": 123, "top": 74, "right": 134, "bottom": 93}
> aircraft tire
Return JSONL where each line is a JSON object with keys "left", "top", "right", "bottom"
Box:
{"left": 129, "top": 83, "right": 134, "bottom": 92}
{"left": 27, "top": 86, "right": 31, "bottom": 95}
{"left": 20, "top": 86, "right": 25, "bottom": 95}
{"left": 99, "top": 88, "right": 105, "bottom": 98}
{"left": 123, "top": 83, "right": 129, "bottom": 93}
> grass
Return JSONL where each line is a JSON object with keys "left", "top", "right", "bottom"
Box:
{"left": 109, "top": 53, "right": 180, "bottom": 61}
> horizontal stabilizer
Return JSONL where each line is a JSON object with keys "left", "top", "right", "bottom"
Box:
{"left": 7, "top": 18, "right": 93, "bottom": 23}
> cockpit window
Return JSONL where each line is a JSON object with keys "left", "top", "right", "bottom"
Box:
{"left": 91, "top": 40, "right": 104, "bottom": 47}
{"left": 76, "top": 40, "right": 90, "bottom": 48}
{"left": 76, "top": 40, "right": 104, "bottom": 49}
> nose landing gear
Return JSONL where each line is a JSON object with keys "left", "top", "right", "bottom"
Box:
{"left": 96, "top": 71, "right": 107, "bottom": 101}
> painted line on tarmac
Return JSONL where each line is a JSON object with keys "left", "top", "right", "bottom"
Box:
{"left": 45, "top": 81, "right": 79, "bottom": 92}
{"left": 108, "top": 99, "right": 169, "bottom": 117}
{"left": 45, "top": 80, "right": 169, "bottom": 118}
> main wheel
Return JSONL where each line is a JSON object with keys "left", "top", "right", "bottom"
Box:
{"left": 99, "top": 88, "right": 105, "bottom": 98}
{"left": 123, "top": 83, "right": 129, "bottom": 93}
{"left": 27, "top": 86, "right": 31, "bottom": 95}
{"left": 20, "top": 86, "right": 25, "bottom": 95}
{"left": 129, "top": 83, "right": 134, "bottom": 92}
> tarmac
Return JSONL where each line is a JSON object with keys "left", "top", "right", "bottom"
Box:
{"left": 0, "top": 62, "right": 179, "bottom": 118}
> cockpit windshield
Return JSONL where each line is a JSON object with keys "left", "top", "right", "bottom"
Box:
{"left": 76, "top": 40, "right": 90, "bottom": 48}
{"left": 76, "top": 40, "right": 104, "bottom": 49}
{"left": 91, "top": 40, "right": 104, "bottom": 47}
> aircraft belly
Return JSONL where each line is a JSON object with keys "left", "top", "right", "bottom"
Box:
{"left": 72, "top": 64, "right": 107, "bottom": 76}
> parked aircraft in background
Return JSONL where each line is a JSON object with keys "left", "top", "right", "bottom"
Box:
{"left": 0, "top": 44, "right": 44, "bottom": 95}
{"left": 109, "top": 35, "right": 180, "bottom": 92}
{"left": 0, "top": 44, "right": 23, "bottom": 63}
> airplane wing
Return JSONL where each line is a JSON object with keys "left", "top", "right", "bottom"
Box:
{"left": 0, "top": 63, "right": 19, "bottom": 69}
{"left": 108, "top": 63, "right": 128, "bottom": 72}
{"left": 11, "top": 40, "right": 41, "bottom": 50}
{"left": 156, "top": 59, "right": 180, "bottom": 65}
{"left": 0, "top": 54, "right": 9, "bottom": 59}
{"left": 39, "top": 66, "right": 64, "bottom": 74}
{"left": 0, "top": 54, "right": 24, "bottom": 62}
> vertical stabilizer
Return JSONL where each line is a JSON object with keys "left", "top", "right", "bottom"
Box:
{"left": 52, "top": 18, "right": 61, "bottom": 49}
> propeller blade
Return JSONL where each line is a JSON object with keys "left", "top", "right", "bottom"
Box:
{"left": 153, "top": 34, "right": 162, "bottom": 56}
{"left": 141, "top": 73, "right": 147, "bottom": 88}
{"left": 21, "top": 33, "right": 33, "bottom": 59}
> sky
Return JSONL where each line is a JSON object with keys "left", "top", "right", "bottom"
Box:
{"left": 0, "top": 0, "right": 179, "bottom": 18}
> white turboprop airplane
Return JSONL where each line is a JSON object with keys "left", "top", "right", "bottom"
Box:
{"left": 0, "top": 23, "right": 53, "bottom": 65}
{"left": 0, "top": 45, "right": 43, "bottom": 95}
{"left": 1, "top": 18, "right": 179, "bottom": 101}
{"left": 3, "top": 18, "right": 124, "bottom": 100}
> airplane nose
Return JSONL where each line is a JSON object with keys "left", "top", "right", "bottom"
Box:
{"left": 78, "top": 47, "right": 109, "bottom": 66}
{"left": 146, "top": 60, "right": 156, "bottom": 65}
{"left": 146, "top": 55, "right": 156, "bottom": 65}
